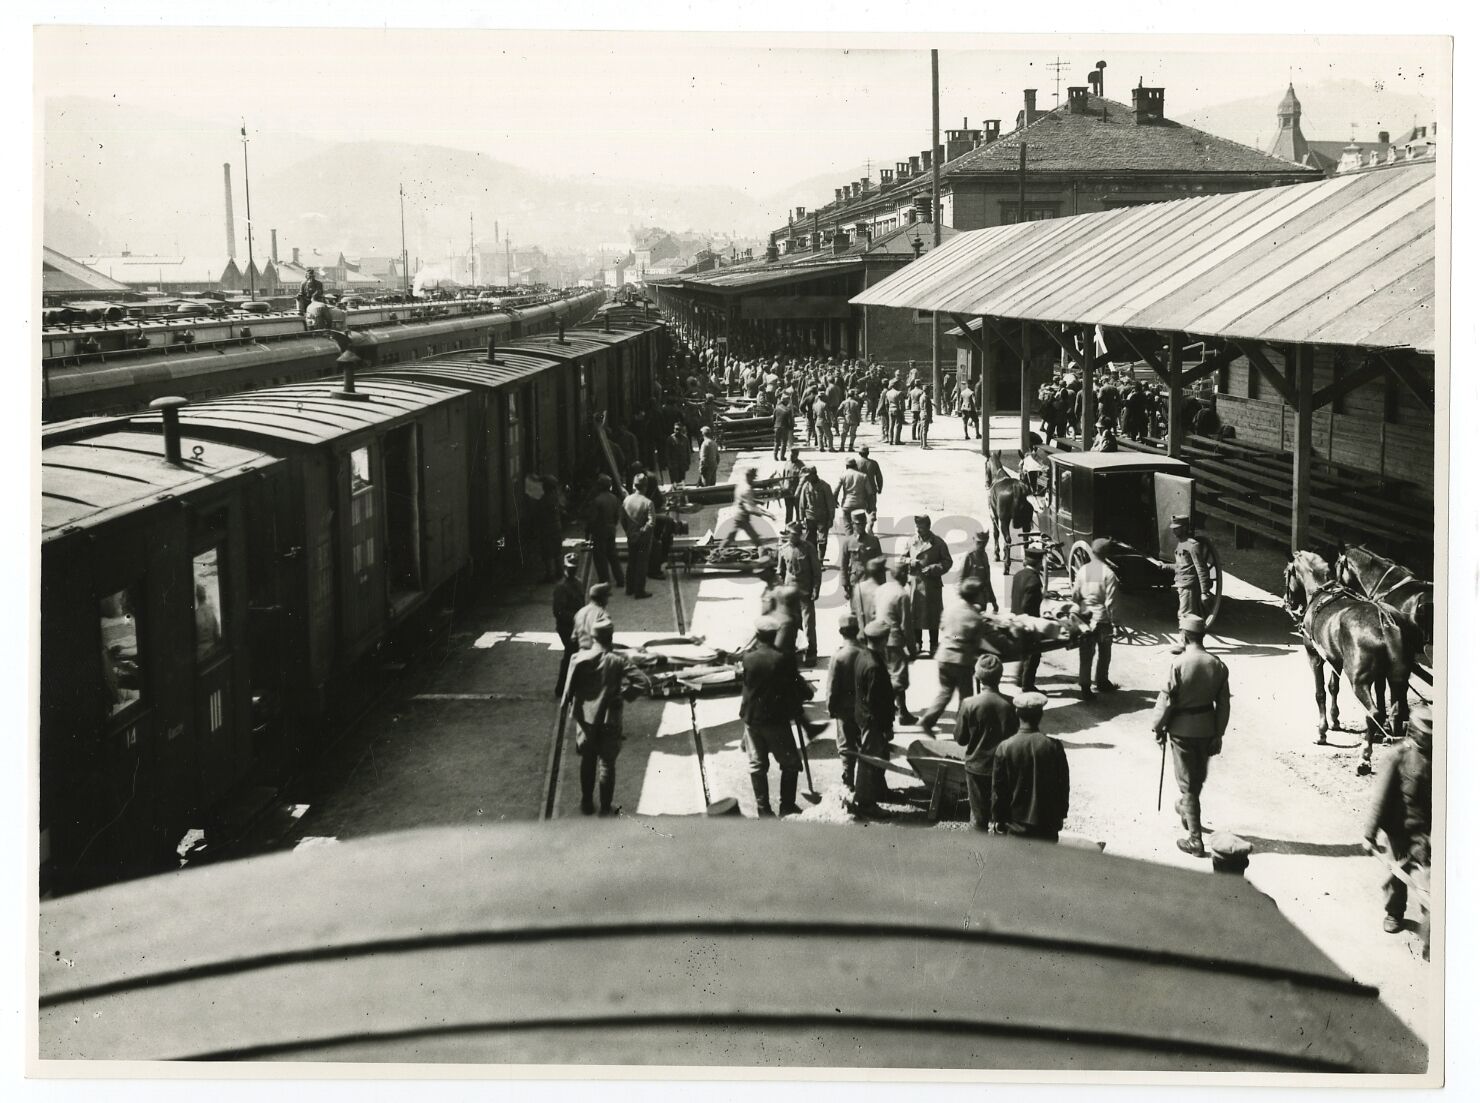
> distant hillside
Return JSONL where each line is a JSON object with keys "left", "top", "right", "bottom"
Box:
{"left": 1182, "top": 78, "right": 1437, "bottom": 154}
{"left": 41, "top": 96, "right": 776, "bottom": 260}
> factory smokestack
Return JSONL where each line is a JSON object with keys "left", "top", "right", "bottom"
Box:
{"left": 222, "top": 163, "right": 236, "bottom": 259}
{"left": 270, "top": 229, "right": 278, "bottom": 263}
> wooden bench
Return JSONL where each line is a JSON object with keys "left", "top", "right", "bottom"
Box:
{"left": 1199, "top": 499, "right": 1290, "bottom": 548}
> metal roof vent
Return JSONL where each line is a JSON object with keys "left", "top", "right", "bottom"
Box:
{"left": 149, "top": 396, "right": 189, "bottom": 465}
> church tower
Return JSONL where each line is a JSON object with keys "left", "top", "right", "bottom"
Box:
{"left": 1269, "top": 83, "right": 1309, "bottom": 164}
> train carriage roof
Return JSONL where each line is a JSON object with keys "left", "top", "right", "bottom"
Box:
{"left": 501, "top": 333, "right": 626, "bottom": 359}
{"left": 128, "top": 377, "right": 467, "bottom": 447}
{"left": 37, "top": 820, "right": 1425, "bottom": 1070}
{"left": 365, "top": 349, "right": 564, "bottom": 390}
{"left": 42, "top": 429, "right": 280, "bottom": 537}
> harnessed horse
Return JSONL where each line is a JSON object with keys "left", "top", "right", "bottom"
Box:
{"left": 1335, "top": 544, "right": 1434, "bottom": 649}
{"left": 1283, "top": 550, "right": 1423, "bottom": 775}
{"left": 986, "top": 451, "right": 1034, "bottom": 571}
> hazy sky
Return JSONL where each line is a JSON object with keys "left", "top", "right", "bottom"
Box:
{"left": 35, "top": 28, "right": 1445, "bottom": 205}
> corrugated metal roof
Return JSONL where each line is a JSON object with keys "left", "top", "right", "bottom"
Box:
{"left": 368, "top": 350, "right": 560, "bottom": 390}
{"left": 42, "top": 430, "right": 278, "bottom": 536}
{"left": 129, "top": 378, "right": 466, "bottom": 447}
{"left": 852, "top": 163, "right": 1436, "bottom": 354}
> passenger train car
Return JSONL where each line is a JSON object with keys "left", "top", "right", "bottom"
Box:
{"left": 41, "top": 289, "right": 607, "bottom": 421}
{"left": 39, "top": 315, "right": 667, "bottom": 894}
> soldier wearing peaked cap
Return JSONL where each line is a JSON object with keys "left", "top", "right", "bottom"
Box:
{"left": 991, "top": 690, "right": 1070, "bottom": 842}
{"left": 1168, "top": 514, "right": 1214, "bottom": 654}
{"left": 825, "top": 612, "right": 867, "bottom": 790}
{"left": 1071, "top": 536, "right": 1119, "bottom": 697}
{"left": 953, "top": 653, "right": 1019, "bottom": 832}
{"left": 562, "top": 617, "right": 639, "bottom": 816}
{"left": 740, "top": 614, "right": 809, "bottom": 817}
{"left": 551, "top": 553, "right": 585, "bottom": 699}
{"left": 851, "top": 620, "right": 899, "bottom": 815}
{"left": 1009, "top": 546, "right": 1045, "bottom": 692}
{"left": 573, "top": 582, "right": 614, "bottom": 652}
{"left": 1150, "top": 613, "right": 1232, "bottom": 858}
{"left": 840, "top": 510, "right": 882, "bottom": 605}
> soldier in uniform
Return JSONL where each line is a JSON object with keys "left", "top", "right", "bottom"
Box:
{"left": 1009, "top": 546, "right": 1045, "bottom": 692}
{"left": 1168, "top": 514, "right": 1214, "bottom": 654}
{"left": 857, "top": 444, "right": 884, "bottom": 500}
{"left": 852, "top": 620, "right": 899, "bottom": 816}
{"left": 1070, "top": 537, "right": 1119, "bottom": 697}
{"left": 573, "top": 582, "right": 614, "bottom": 651}
{"left": 954, "top": 654, "right": 1019, "bottom": 832}
{"left": 562, "top": 617, "right": 638, "bottom": 816}
{"left": 875, "top": 559, "right": 919, "bottom": 725}
{"left": 1150, "top": 615, "right": 1232, "bottom": 857}
{"left": 959, "top": 531, "right": 1000, "bottom": 613}
{"left": 666, "top": 421, "right": 692, "bottom": 485}
{"left": 795, "top": 465, "right": 837, "bottom": 565}
{"left": 904, "top": 515, "right": 954, "bottom": 654}
{"left": 834, "top": 459, "right": 875, "bottom": 535}
{"left": 698, "top": 425, "right": 720, "bottom": 486}
{"left": 838, "top": 390, "right": 863, "bottom": 452}
{"left": 739, "top": 615, "right": 808, "bottom": 817}
{"left": 920, "top": 579, "right": 988, "bottom": 735}
{"left": 991, "top": 691, "right": 1070, "bottom": 841}
{"left": 840, "top": 511, "right": 882, "bottom": 607}
{"left": 551, "top": 553, "right": 584, "bottom": 699}
{"left": 825, "top": 612, "right": 867, "bottom": 791}
{"left": 620, "top": 476, "right": 655, "bottom": 599}
{"left": 771, "top": 398, "right": 794, "bottom": 461}
{"left": 1364, "top": 702, "right": 1432, "bottom": 936}
{"left": 585, "top": 474, "right": 625, "bottom": 588}
{"left": 854, "top": 554, "right": 888, "bottom": 629}
{"left": 777, "top": 522, "right": 821, "bottom": 664}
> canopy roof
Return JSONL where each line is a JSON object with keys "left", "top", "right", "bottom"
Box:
{"left": 851, "top": 162, "right": 1435, "bottom": 355}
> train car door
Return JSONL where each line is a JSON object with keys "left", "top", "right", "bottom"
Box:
{"left": 383, "top": 423, "right": 425, "bottom": 615}
{"left": 504, "top": 390, "right": 525, "bottom": 539}
{"left": 1154, "top": 472, "right": 1195, "bottom": 560}
{"left": 341, "top": 442, "right": 385, "bottom": 650}
{"left": 191, "top": 512, "right": 242, "bottom": 809}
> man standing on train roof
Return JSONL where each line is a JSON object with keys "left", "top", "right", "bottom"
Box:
{"left": 296, "top": 267, "right": 322, "bottom": 314}
{"left": 834, "top": 458, "right": 875, "bottom": 536}
{"left": 573, "top": 581, "right": 613, "bottom": 652}
{"left": 1009, "top": 546, "right": 1045, "bottom": 692}
{"left": 778, "top": 522, "right": 821, "bottom": 665}
{"left": 698, "top": 425, "right": 720, "bottom": 487}
{"left": 584, "top": 474, "right": 626, "bottom": 589}
{"left": 1071, "top": 537, "right": 1119, "bottom": 698}
{"left": 959, "top": 531, "right": 1000, "bottom": 614}
{"left": 665, "top": 421, "right": 692, "bottom": 486}
{"left": 305, "top": 290, "right": 332, "bottom": 331}
{"left": 953, "top": 654, "right": 1019, "bottom": 832}
{"left": 991, "top": 692, "right": 1070, "bottom": 842}
{"left": 739, "top": 615, "right": 808, "bottom": 817}
{"left": 825, "top": 612, "right": 868, "bottom": 791}
{"left": 1167, "top": 514, "right": 1214, "bottom": 654}
{"left": 552, "top": 553, "right": 585, "bottom": 700}
{"left": 620, "top": 476, "right": 655, "bottom": 599}
{"left": 562, "top": 616, "right": 637, "bottom": 816}
{"left": 920, "top": 579, "right": 990, "bottom": 736}
{"left": 1150, "top": 614, "right": 1231, "bottom": 858}
{"left": 905, "top": 515, "right": 953, "bottom": 655}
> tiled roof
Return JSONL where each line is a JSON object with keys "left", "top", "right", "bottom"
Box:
{"left": 942, "top": 96, "right": 1321, "bottom": 177}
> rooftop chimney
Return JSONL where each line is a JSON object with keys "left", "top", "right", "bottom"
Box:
{"left": 1378, "top": 130, "right": 1391, "bottom": 146}
{"left": 908, "top": 155, "right": 921, "bottom": 176}
{"left": 150, "top": 396, "right": 189, "bottom": 465}
{"left": 222, "top": 164, "right": 236, "bottom": 259}
{"left": 486, "top": 333, "right": 500, "bottom": 363}
{"left": 1131, "top": 81, "right": 1165, "bottom": 124}
{"left": 1023, "top": 89, "right": 1038, "bottom": 124}
{"left": 292, "top": 246, "right": 300, "bottom": 266}
{"left": 835, "top": 187, "right": 845, "bottom": 203}
{"left": 1067, "top": 86, "right": 1089, "bottom": 115}
{"left": 897, "top": 160, "right": 911, "bottom": 179}
{"left": 332, "top": 345, "right": 371, "bottom": 402}
{"left": 765, "top": 232, "right": 779, "bottom": 263}
{"left": 880, "top": 168, "right": 895, "bottom": 186}
{"left": 921, "top": 148, "right": 933, "bottom": 171}
{"left": 981, "top": 120, "right": 1001, "bottom": 146}
{"left": 859, "top": 176, "right": 871, "bottom": 195}
{"left": 1088, "top": 61, "right": 1106, "bottom": 97}
{"left": 913, "top": 195, "right": 933, "bottom": 224}
{"left": 795, "top": 206, "right": 806, "bottom": 219}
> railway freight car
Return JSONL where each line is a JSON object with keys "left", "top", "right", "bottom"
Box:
{"left": 41, "top": 411, "right": 288, "bottom": 890}
{"left": 41, "top": 288, "right": 606, "bottom": 421}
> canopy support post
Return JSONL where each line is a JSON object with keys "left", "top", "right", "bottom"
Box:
{"left": 1019, "top": 320, "right": 1033, "bottom": 454}
{"left": 980, "top": 316, "right": 995, "bottom": 457}
{"left": 1166, "top": 332, "right": 1184, "bottom": 459}
{"left": 1080, "top": 324, "right": 1096, "bottom": 443}
{"left": 1292, "top": 344, "right": 1314, "bottom": 551}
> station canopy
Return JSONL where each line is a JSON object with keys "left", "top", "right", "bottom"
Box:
{"left": 850, "top": 162, "right": 1435, "bottom": 355}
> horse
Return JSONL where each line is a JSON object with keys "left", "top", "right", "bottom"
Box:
{"left": 1282, "top": 550, "right": 1424, "bottom": 775}
{"left": 1335, "top": 544, "right": 1434, "bottom": 649}
{"left": 986, "top": 451, "right": 1034, "bottom": 569}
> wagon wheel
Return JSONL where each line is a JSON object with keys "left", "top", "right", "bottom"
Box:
{"left": 1067, "top": 540, "right": 1094, "bottom": 589}
{"left": 1201, "top": 537, "right": 1225, "bottom": 629}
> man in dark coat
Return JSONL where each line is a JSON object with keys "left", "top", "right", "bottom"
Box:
{"left": 1009, "top": 547, "right": 1045, "bottom": 692}
{"left": 857, "top": 445, "right": 884, "bottom": 499}
{"left": 958, "top": 531, "right": 999, "bottom": 613}
{"left": 620, "top": 477, "right": 655, "bottom": 599}
{"left": 1365, "top": 704, "right": 1432, "bottom": 935}
{"left": 551, "top": 553, "right": 584, "bottom": 699}
{"left": 584, "top": 474, "right": 625, "bottom": 588}
{"left": 852, "top": 620, "right": 898, "bottom": 816}
{"left": 991, "top": 692, "right": 1069, "bottom": 840}
{"left": 777, "top": 523, "right": 821, "bottom": 664}
{"left": 562, "top": 618, "right": 638, "bottom": 816}
{"left": 954, "top": 654, "right": 1018, "bottom": 832}
{"left": 839, "top": 510, "right": 882, "bottom": 605}
{"left": 825, "top": 612, "right": 867, "bottom": 790}
{"left": 904, "top": 515, "right": 953, "bottom": 654}
{"left": 666, "top": 422, "right": 692, "bottom": 484}
{"left": 772, "top": 399, "right": 794, "bottom": 461}
{"left": 739, "top": 616, "right": 808, "bottom": 817}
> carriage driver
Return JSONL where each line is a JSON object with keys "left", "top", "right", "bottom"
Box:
{"left": 1150, "top": 614, "right": 1232, "bottom": 858}
{"left": 1169, "top": 514, "right": 1214, "bottom": 654}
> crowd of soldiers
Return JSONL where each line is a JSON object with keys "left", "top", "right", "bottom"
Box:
{"left": 551, "top": 319, "right": 1430, "bottom": 939}
{"left": 1035, "top": 367, "right": 1223, "bottom": 453}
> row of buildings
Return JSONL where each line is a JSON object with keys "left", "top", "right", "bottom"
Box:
{"left": 66, "top": 245, "right": 406, "bottom": 298}
{"left": 647, "top": 80, "right": 1438, "bottom": 371}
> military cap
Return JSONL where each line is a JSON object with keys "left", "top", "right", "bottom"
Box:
{"left": 1179, "top": 614, "right": 1207, "bottom": 634}
{"left": 863, "top": 619, "right": 891, "bottom": 641}
{"left": 913, "top": 514, "right": 932, "bottom": 526}
{"left": 858, "top": 445, "right": 870, "bottom": 455}
{"left": 591, "top": 616, "right": 615, "bottom": 637}
{"left": 754, "top": 614, "right": 783, "bottom": 636}
{"left": 588, "top": 582, "right": 611, "bottom": 600}
{"left": 1207, "top": 831, "right": 1252, "bottom": 874}
{"left": 837, "top": 612, "right": 860, "bottom": 635}
{"left": 1169, "top": 514, "right": 1191, "bottom": 528}
{"left": 705, "top": 797, "right": 742, "bottom": 818}
{"left": 975, "top": 653, "right": 1004, "bottom": 680}
{"left": 805, "top": 465, "right": 818, "bottom": 475}
{"left": 563, "top": 552, "right": 580, "bottom": 568}
{"left": 845, "top": 457, "right": 859, "bottom": 469}
{"left": 1090, "top": 537, "right": 1113, "bottom": 556}
{"left": 1024, "top": 545, "right": 1045, "bottom": 561}
{"left": 1013, "top": 690, "right": 1049, "bottom": 713}
{"left": 974, "top": 530, "right": 989, "bottom": 542}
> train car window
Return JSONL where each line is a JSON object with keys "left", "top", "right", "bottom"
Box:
{"left": 350, "top": 447, "right": 373, "bottom": 493}
{"left": 99, "top": 586, "right": 143, "bottom": 716}
{"left": 192, "top": 547, "right": 224, "bottom": 662}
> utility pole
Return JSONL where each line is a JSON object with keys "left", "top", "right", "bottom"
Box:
{"left": 930, "top": 49, "right": 943, "bottom": 399}
{"left": 1047, "top": 56, "right": 1071, "bottom": 104}
{"left": 469, "top": 213, "right": 476, "bottom": 285}
{"left": 240, "top": 120, "right": 256, "bottom": 299}
{"left": 399, "top": 184, "right": 409, "bottom": 295}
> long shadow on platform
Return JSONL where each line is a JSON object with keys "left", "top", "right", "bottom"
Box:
{"left": 1237, "top": 834, "right": 1369, "bottom": 859}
